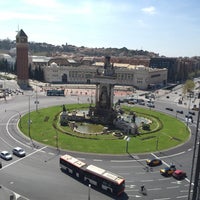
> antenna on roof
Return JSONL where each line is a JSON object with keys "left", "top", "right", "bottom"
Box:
{"left": 16, "top": 25, "right": 19, "bottom": 33}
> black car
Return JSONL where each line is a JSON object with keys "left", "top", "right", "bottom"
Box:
{"left": 0, "top": 161, "right": 2, "bottom": 168}
{"left": 166, "top": 107, "right": 173, "bottom": 111}
{"left": 146, "top": 158, "right": 162, "bottom": 166}
{"left": 185, "top": 115, "right": 193, "bottom": 119}
{"left": 189, "top": 111, "right": 195, "bottom": 115}
{"left": 176, "top": 110, "right": 183, "bottom": 114}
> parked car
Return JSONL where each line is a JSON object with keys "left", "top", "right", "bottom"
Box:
{"left": 189, "top": 111, "right": 195, "bottom": 116}
{"left": 146, "top": 158, "right": 162, "bottom": 167}
{"left": 138, "top": 100, "right": 145, "bottom": 105}
{"left": 0, "top": 161, "right": 2, "bottom": 168}
{"left": 166, "top": 107, "right": 173, "bottom": 111}
{"left": 172, "top": 170, "right": 187, "bottom": 180}
{"left": 160, "top": 164, "right": 176, "bottom": 176}
{"left": 0, "top": 151, "right": 12, "bottom": 160}
{"left": 176, "top": 110, "right": 183, "bottom": 114}
{"left": 147, "top": 103, "right": 155, "bottom": 108}
{"left": 128, "top": 100, "right": 135, "bottom": 104}
{"left": 12, "top": 147, "right": 26, "bottom": 157}
{"left": 185, "top": 115, "right": 193, "bottom": 123}
{"left": 185, "top": 115, "right": 193, "bottom": 119}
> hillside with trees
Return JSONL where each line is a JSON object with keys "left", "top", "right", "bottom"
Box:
{"left": 0, "top": 38, "right": 158, "bottom": 58}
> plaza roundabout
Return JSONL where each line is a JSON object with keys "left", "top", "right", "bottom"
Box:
{"left": 0, "top": 88, "right": 195, "bottom": 200}
{"left": 0, "top": 83, "right": 196, "bottom": 200}
{"left": 19, "top": 103, "right": 190, "bottom": 154}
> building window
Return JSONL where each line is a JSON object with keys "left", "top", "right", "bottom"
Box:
{"left": 137, "top": 78, "right": 143, "bottom": 84}
{"left": 151, "top": 74, "right": 160, "bottom": 78}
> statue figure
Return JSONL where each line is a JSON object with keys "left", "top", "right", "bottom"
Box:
{"left": 131, "top": 113, "right": 136, "bottom": 123}
{"left": 99, "top": 87, "right": 108, "bottom": 109}
{"left": 62, "top": 104, "right": 66, "bottom": 112}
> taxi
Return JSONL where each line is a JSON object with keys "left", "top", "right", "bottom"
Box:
{"left": 146, "top": 158, "right": 162, "bottom": 166}
{"left": 160, "top": 165, "right": 176, "bottom": 176}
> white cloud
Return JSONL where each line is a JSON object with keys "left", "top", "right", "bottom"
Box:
{"left": 141, "top": 6, "right": 156, "bottom": 15}
{"left": 21, "top": 0, "right": 62, "bottom": 9}
{"left": 0, "top": 11, "right": 57, "bottom": 22}
{"left": 21, "top": 0, "right": 92, "bottom": 15}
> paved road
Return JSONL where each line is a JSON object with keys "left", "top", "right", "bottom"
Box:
{"left": 0, "top": 80, "right": 198, "bottom": 199}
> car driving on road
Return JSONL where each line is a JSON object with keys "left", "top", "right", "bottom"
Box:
{"left": 189, "top": 111, "right": 195, "bottom": 115}
{"left": 176, "top": 110, "right": 183, "bottom": 114}
{"left": 146, "top": 158, "right": 162, "bottom": 166}
{"left": 166, "top": 107, "right": 173, "bottom": 111}
{"left": 172, "top": 169, "right": 187, "bottom": 180}
{"left": 160, "top": 164, "right": 176, "bottom": 176}
{"left": 12, "top": 147, "right": 26, "bottom": 157}
{"left": 0, "top": 151, "right": 12, "bottom": 160}
{"left": 147, "top": 102, "right": 155, "bottom": 108}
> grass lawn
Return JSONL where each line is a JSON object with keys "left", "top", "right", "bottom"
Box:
{"left": 19, "top": 104, "right": 190, "bottom": 154}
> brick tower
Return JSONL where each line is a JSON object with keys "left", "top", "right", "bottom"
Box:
{"left": 16, "top": 29, "right": 29, "bottom": 88}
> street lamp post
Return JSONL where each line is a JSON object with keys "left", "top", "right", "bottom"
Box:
{"left": 126, "top": 140, "right": 129, "bottom": 153}
{"left": 28, "top": 95, "right": 33, "bottom": 145}
{"left": 124, "top": 136, "right": 130, "bottom": 153}
{"left": 88, "top": 184, "right": 91, "bottom": 200}
{"left": 55, "top": 130, "right": 59, "bottom": 151}
{"left": 188, "top": 102, "right": 200, "bottom": 200}
{"left": 186, "top": 92, "right": 193, "bottom": 127}
{"left": 35, "top": 83, "right": 39, "bottom": 112}
{"left": 156, "top": 137, "right": 159, "bottom": 150}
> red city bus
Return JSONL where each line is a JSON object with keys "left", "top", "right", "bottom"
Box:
{"left": 60, "top": 154, "right": 125, "bottom": 196}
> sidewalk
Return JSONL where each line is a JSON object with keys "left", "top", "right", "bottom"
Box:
{"left": 0, "top": 185, "right": 29, "bottom": 200}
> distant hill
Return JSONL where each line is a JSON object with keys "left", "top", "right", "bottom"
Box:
{"left": 0, "top": 38, "right": 159, "bottom": 58}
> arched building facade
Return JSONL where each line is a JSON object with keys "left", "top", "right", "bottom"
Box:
{"left": 43, "top": 59, "right": 167, "bottom": 90}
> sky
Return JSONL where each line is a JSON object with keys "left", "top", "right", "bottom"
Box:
{"left": 0, "top": 0, "right": 200, "bottom": 57}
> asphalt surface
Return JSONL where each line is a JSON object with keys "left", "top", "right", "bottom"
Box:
{"left": 0, "top": 79, "right": 199, "bottom": 199}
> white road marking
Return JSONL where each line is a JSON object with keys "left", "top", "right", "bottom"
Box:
{"left": 140, "top": 179, "right": 154, "bottom": 182}
{"left": 148, "top": 187, "right": 162, "bottom": 191}
{"left": 158, "top": 178, "right": 171, "bottom": 181}
{"left": 167, "top": 186, "right": 179, "bottom": 189}
{"left": 6, "top": 113, "right": 33, "bottom": 148}
{"left": 180, "top": 190, "right": 189, "bottom": 193}
{"left": 93, "top": 159, "right": 102, "bottom": 161}
{"left": 176, "top": 195, "right": 188, "bottom": 198}
{"left": 0, "top": 146, "right": 47, "bottom": 170}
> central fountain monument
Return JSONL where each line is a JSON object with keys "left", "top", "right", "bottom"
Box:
{"left": 88, "top": 56, "right": 118, "bottom": 125}
{"left": 60, "top": 56, "right": 139, "bottom": 135}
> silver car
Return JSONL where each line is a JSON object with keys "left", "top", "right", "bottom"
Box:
{"left": 0, "top": 151, "right": 12, "bottom": 160}
{"left": 12, "top": 147, "right": 26, "bottom": 157}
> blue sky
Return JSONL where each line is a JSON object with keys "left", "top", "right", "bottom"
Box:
{"left": 0, "top": 0, "right": 200, "bottom": 57}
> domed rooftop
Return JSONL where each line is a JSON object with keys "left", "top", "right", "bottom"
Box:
{"left": 50, "top": 62, "right": 58, "bottom": 68}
